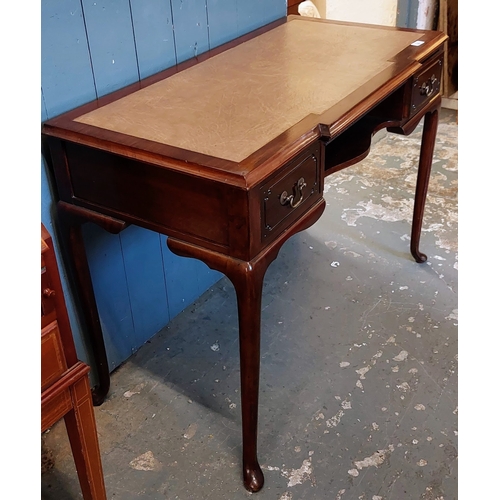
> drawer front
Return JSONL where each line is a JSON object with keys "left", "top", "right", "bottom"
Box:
{"left": 410, "top": 57, "right": 443, "bottom": 116}
{"left": 41, "top": 320, "right": 68, "bottom": 392}
{"left": 261, "top": 144, "right": 321, "bottom": 240}
{"left": 41, "top": 388, "right": 72, "bottom": 432}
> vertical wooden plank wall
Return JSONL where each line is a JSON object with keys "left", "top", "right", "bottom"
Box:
{"left": 396, "top": 0, "right": 418, "bottom": 28}
{"left": 41, "top": 0, "right": 286, "bottom": 378}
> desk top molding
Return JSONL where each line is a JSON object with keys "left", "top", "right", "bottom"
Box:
{"left": 43, "top": 16, "right": 447, "bottom": 190}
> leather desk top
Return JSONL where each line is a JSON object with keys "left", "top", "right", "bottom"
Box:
{"left": 74, "top": 19, "right": 422, "bottom": 162}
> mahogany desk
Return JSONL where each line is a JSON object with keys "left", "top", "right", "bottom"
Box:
{"left": 42, "top": 16, "right": 447, "bottom": 492}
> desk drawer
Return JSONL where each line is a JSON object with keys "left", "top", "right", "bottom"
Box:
{"left": 261, "top": 144, "right": 321, "bottom": 240}
{"left": 42, "top": 320, "right": 68, "bottom": 392}
{"left": 41, "top": 387, "right": 72, "bottom": 432}
{"left": 410, "top": 57, "right": 443, "bottom": 116}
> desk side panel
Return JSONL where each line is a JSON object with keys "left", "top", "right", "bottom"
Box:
{"left": 56, "top": 141, "right": 248, "bottom": 254}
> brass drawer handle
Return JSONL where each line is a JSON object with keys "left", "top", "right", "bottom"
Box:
{"left": 280, "top": 177, "right": 307, "bottom": 209}
{"left": 419, "top": 74, "right": 438, "bottom": 97}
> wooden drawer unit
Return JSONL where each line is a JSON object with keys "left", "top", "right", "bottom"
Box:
{"left": 41, "top": 321, "right": 68, "bottom": 392}
{"left": 41, "top": 223, "right": 107, "bottom": 500}
{"left": 261, "top": 143, "right": 322, "bottom": 241}
{"left": 410, "top": 56, "right": 443, "bottom": 116}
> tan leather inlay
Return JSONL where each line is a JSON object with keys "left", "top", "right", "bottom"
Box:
{"left": 75, "top": 20, "right": 421, "bottom": 162}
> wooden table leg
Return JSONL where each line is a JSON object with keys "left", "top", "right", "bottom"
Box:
{"left": 410, "top": 107, "right": 440, "bottom": 263}
{"left": 57, "top": 202, "right": 127, "bottom": 405}
{"left": 388, "top": 97, "right": 441, "bottom": 263}
{"left": 65, "top": 373, "right": 107, "bottom": 500}
{"left": 168, "top": 199, "right": 326, "bottom": 492}
{"left": 230, "top": 260, "right": 266, "bottom": 491}
{"left": 167, "top": 242, "right": 268, "bottom": 492}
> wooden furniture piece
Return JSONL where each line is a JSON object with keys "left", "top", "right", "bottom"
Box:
{"left": 41, "top": 223, "right": 107, "bottom": 500}
{"left": 287, "top": 0, "right": 303, "bottom": 15}
{"left": 438, "top": 0, "right": 458, "bottom": 98}
{"left": 41, "top": 16, "right": 447, "bottom": 492}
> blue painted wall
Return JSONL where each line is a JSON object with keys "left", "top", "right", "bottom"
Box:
{"left": 41, "top": 0, "right": 286, "bottom": 380}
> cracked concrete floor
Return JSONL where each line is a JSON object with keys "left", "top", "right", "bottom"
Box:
{"left": 41, "top": 109, "right": 457, "bottom": 500}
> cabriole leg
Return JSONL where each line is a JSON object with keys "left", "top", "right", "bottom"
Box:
{"left": 167, "top": 199, "right": 326, "bottom": 492}
{"left": 231, "top": 263, "right": 266, "bottom": 492}
{"left": 411, "top": 107, "right": 440, "bottom": 263}
{"left": 56, "top": 202, "right": 127, "bottom": 405}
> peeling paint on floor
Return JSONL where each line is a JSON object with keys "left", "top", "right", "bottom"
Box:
{"left": 123, "top": 382, "right": 146, "bottom": 398}
{"left": 183, "top": 423, "right": 198, "bottom": 440}
{"left": 393, "top": 350, "right": 409, "bottom": 362}
{"left": 282, "top": 457, "right": 314, "bottom": 487}
{"left": 326, "top": 410, "right": 345, "bottom": 428}
{"left": 354, "top": 446, "right": 394, "bottom": 470}
{"left": 129, "top": 451, "right": 162, "bottom": 471}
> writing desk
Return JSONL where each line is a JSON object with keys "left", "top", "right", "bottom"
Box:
{"left": 42, "top": 16, "right": 447, "bottom": 492}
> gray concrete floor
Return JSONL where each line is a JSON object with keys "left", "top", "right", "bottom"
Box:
{"left": 42, "top": 109, "right": 457, "bottom": 500}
